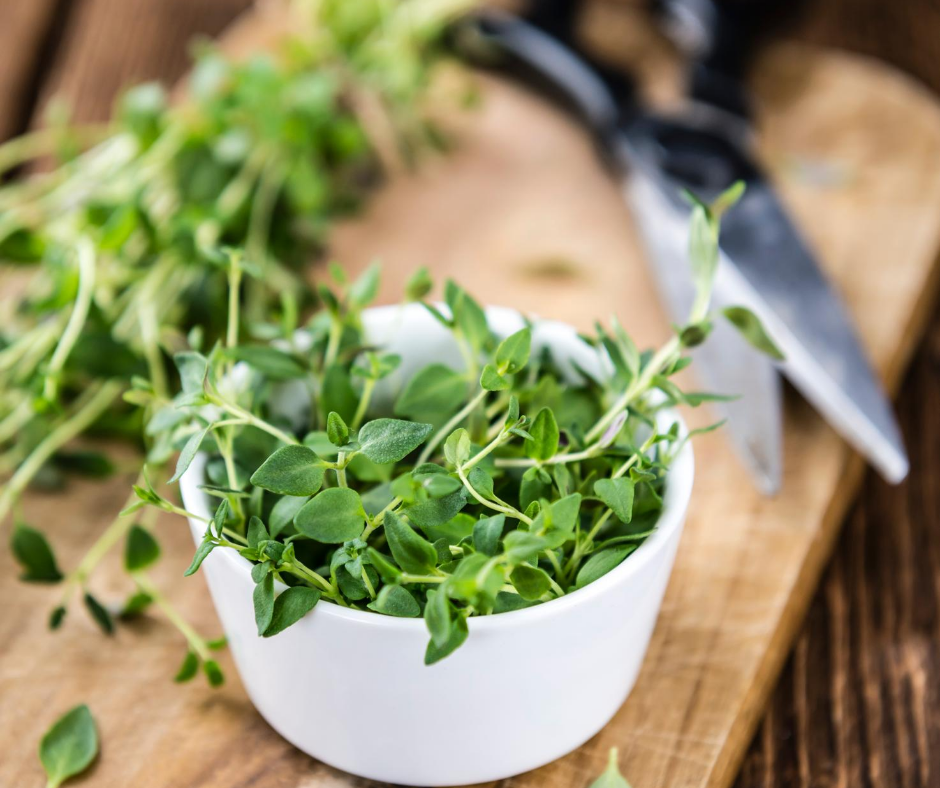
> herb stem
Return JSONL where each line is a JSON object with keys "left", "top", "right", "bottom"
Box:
{"left": 584, "top": 336, "right": 680, "bottom": 443}
{"left": 323, "top": 315, "right": 343, "bottom": 370}
{"left": 133, "top": 572, "right": 212, "bottom": 661}
{"left": 460, "top": 427, "right": 508, "bottom": 472}
{"left": 335, "top": 451, "right": 348, "bottom": 488}
{"left": 457, "top": 464, "right": 532, "bottom": 526}
{"left": 42, "top": 237, "right": 96, "bottom": 402}
{"left": 0, "top": 380, "right": 122, "bottom": 528}
{"left": 282, "top": 560, "right": 344, "bottom": 602}
{"left": 226, "top": 252, "right": 242, "bottom": 351}
{"left": 0, "top": 123, "right": 110, "bottom": 176}
{"left": 351, "top": 377, "right": 375, "bottom": 431}
{"left": 208, "top": 397, "right": 299, "bottom": 447}
{"left": 417, "top": 388, "right": 487, "bottom": 465}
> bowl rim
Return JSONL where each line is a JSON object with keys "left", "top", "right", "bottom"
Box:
{"left": 179, "top": 305, "right": 695, "bottom": 633}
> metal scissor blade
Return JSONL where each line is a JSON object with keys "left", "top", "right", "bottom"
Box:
{"left": 626, "top": 170, "right": 783, "bottom": 493}
{"left": 717, "top": 180, "right": 909, "bottom": 482}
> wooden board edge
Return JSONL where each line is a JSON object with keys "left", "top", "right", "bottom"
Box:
{"left": 707, "top": 242, "right": 940, "bottom": 788}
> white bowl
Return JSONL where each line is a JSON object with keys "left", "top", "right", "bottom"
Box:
{"left": 180, "top": 304, "right": 694, "bottom": 786}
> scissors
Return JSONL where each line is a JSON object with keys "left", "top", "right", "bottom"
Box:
{"left": 455, "top": 0, "right": 908, "bottom": 493}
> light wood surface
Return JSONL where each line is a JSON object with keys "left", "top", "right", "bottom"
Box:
{"left": 3, "top": 3, "right": 940, "bottom": 788}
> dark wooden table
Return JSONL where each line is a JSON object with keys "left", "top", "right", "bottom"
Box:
{"left": 3, "top": 1, "right": 939, "bottom": 786}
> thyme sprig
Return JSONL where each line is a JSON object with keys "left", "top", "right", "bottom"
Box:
{"left": 2, "top": 0, "right": 473, "bottom": 680}
{"left": 115, "top": 184, "right": 780, "bottom": 665}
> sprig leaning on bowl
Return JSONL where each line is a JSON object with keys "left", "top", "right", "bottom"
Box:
{"left": 3, "top": 0, "right": 475, "bottom": 662}
{"left": 122, "top": 183, "right": 781, "bottom": 674}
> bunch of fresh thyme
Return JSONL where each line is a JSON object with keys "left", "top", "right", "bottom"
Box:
{"left": 2, "top": 0, "right": 473, "bottom": 670}
{"left": 115, "top": 184, "right": 779, "bottom": 670}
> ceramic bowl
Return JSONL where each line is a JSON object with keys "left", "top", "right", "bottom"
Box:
{"left": 180, "top": 303, "right": 693, "bottom": 786}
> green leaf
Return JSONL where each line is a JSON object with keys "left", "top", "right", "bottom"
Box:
{"left": 405, "top": 266, "right": 433, "bottom": 301}
{"left": 445, "top": 280, "right": 490, "bottom": 351}
{"left": 503, "top": 531, "right": 549, "bottom": 563}
{"left": 404, "top": 488, "right": 468, "bottom": 528}
{"left": 225, "top": 345, "right": 307, "bottom": 379}
{"left": 253, "top": 572, "right": 275, "bottom": 636}
{"left": 49, "top": 606, "right": 67, "bottom": 629}
{"left": 466, "top": 467, "right": 495, "bottom": 500}
{"left": 203, "top": 659, "right": 225, "bottom": 687}
{"left": 39, "top": 704, "right": 99, "bottom": 788}
{"left": 124, "top": 524, "right": 161, "bottom": 572}
{"left": 424, "top": 586, "right": 452, "bottom": 647}
{"left": 394, "top": 363, "right": 465, "bottom": 419}
{"left": 263, "top": 586, "right": 321, "bottom": 636}
{"left": 83, "top": 593, "right": 114, "bottom": 635}
{"left": 250, "top": 445, "right": 324, "bottom": 496}
{"left": 480, "top": 363, "right": 509, "bottom": 391}
{"left": 10, "top": 524, "right": 63, "bottom": 583}
{"left": 589, "top": 748, "right": 632, "bottom": 788}
{"left": 119, "top": 591, "right": 152, "bottom": 619}
{"left": 326, "top": 411, "right": 349, "bottom": 446}
{"left": 385, "top": 510, "right": 438, "bottom": 574}
{"left": 472, "top": 514, "right": 505, "bottom": 556}
{"left": 494, "top": 591, "right": 535, "bottom": 613}
{"left": 169, "top": 426, "right": 210, "bottom": 483}
{"left": 211, "top": 499, "right": 230, "bottom": 538}
{"left": 424, "top": 610, "right": 469, "bottom": 665}
{"left": 184, "top": 538, "right": 215, "bottom": 576}
{"left": 0, "top": 227, "right": 46, "bottom": 264}
{"left": 368, "top": 585, "right": 420, "bottom": 617}
{"left": 526, "top": 407, "right": 559, "bottom": 461}
{"left": 531, "top": 493, "right": 582, "bottom": 536}
{"left": 321, "top": 364, "right": 358, "bottom": 424}
{"left": 722, "top": 306, "right": 785, "bottom": 360}
{"left": 358, "top": 418, "right": 433, "bottom": 464}
{"left": 495, "top": 327, "right": 531, "bottom": 374}
{"left": 688, "top": 202, "right": 719, "bottom": 302}
{"left": 247, "top": 516, "right": 269, "bottom": 548}
{"left": 174, "top": 651, "right": 199, "bottom": 683}
{"left": 594, "top": 477, "right": 636, "bottom": 524}
{"left": 294, "top": 487, "right": 365, "bottom": 543}
{"left": 576, "top": 545, "right": 636, "bottom": 588}
{"left": 368, "top": 548, "right": 403, "bottom": 584}
{"left": 349, "top": 262, "right": 381, "bottom": 307}
{"left": 174, "top": 351, "right": 208, "bottom": 395}
{"left": 269, "top": 494, "right": 308, "bottom": 538}
{"left": 443, "top": 428, "right": 470, "bottom": 467}
{"left": 711, "top": 180, "right": 746, "bottom": 219}
{"left": 510, "top": 563, "right": 553, "bottom": 601}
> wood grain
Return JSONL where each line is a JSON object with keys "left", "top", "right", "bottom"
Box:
{"left": 2, "top": 2, "right": 940, "bottom": 788}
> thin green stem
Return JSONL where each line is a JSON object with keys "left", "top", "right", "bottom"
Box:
{"left": 461, "top": 427, "right": 509, "bottom": 472}
{"left": 492, "top": 444, "right": 601, "bottom": 470}
{"left": 0, "top": 124, "right": 110, "bottom": 176}
{"left": 584, "top": 336, "right": 680, "bottom": 444}
{"left": 360, "top": 566, "right": 377, "bottom": 599}
{"left": 351, "top": 377, "right": 375, "bottom": 431}
{"left": 226, "top": 254, "right": 242, "bottom": 351}
{"left": 457, "top": 464, "right": 532, "bottom": 526}
{"left": 0, "top": 381, "right": 122, "bottom": 528}
{"left": 42, "top": 237, "right": 96, "bottom": 402}
{"left": 133, "top": 572, "right": 212, "bottom": 660}
{"left": 208, "top": 397, "right": 299, "bottom": 446}
{"left": 400, "top": 572, "right": 446, "bottom": 584}
{"left": 323, "top": 315, "right": 343, "bottom": 370}
{"left": 417, "top": 388, "right": 487, "bottom": 465}
{"left": 362, "top": 496, "right": 402, "bottom": 541}
{"left": 58, "top": 479, "right": 145, "bottom": 608}
{"left": 335, "top": 451, "right": 348, "bottom": 488}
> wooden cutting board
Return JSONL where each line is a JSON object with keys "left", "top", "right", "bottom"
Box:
{"left": 4, "top": 2, "right": 940, "bottom": 787}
